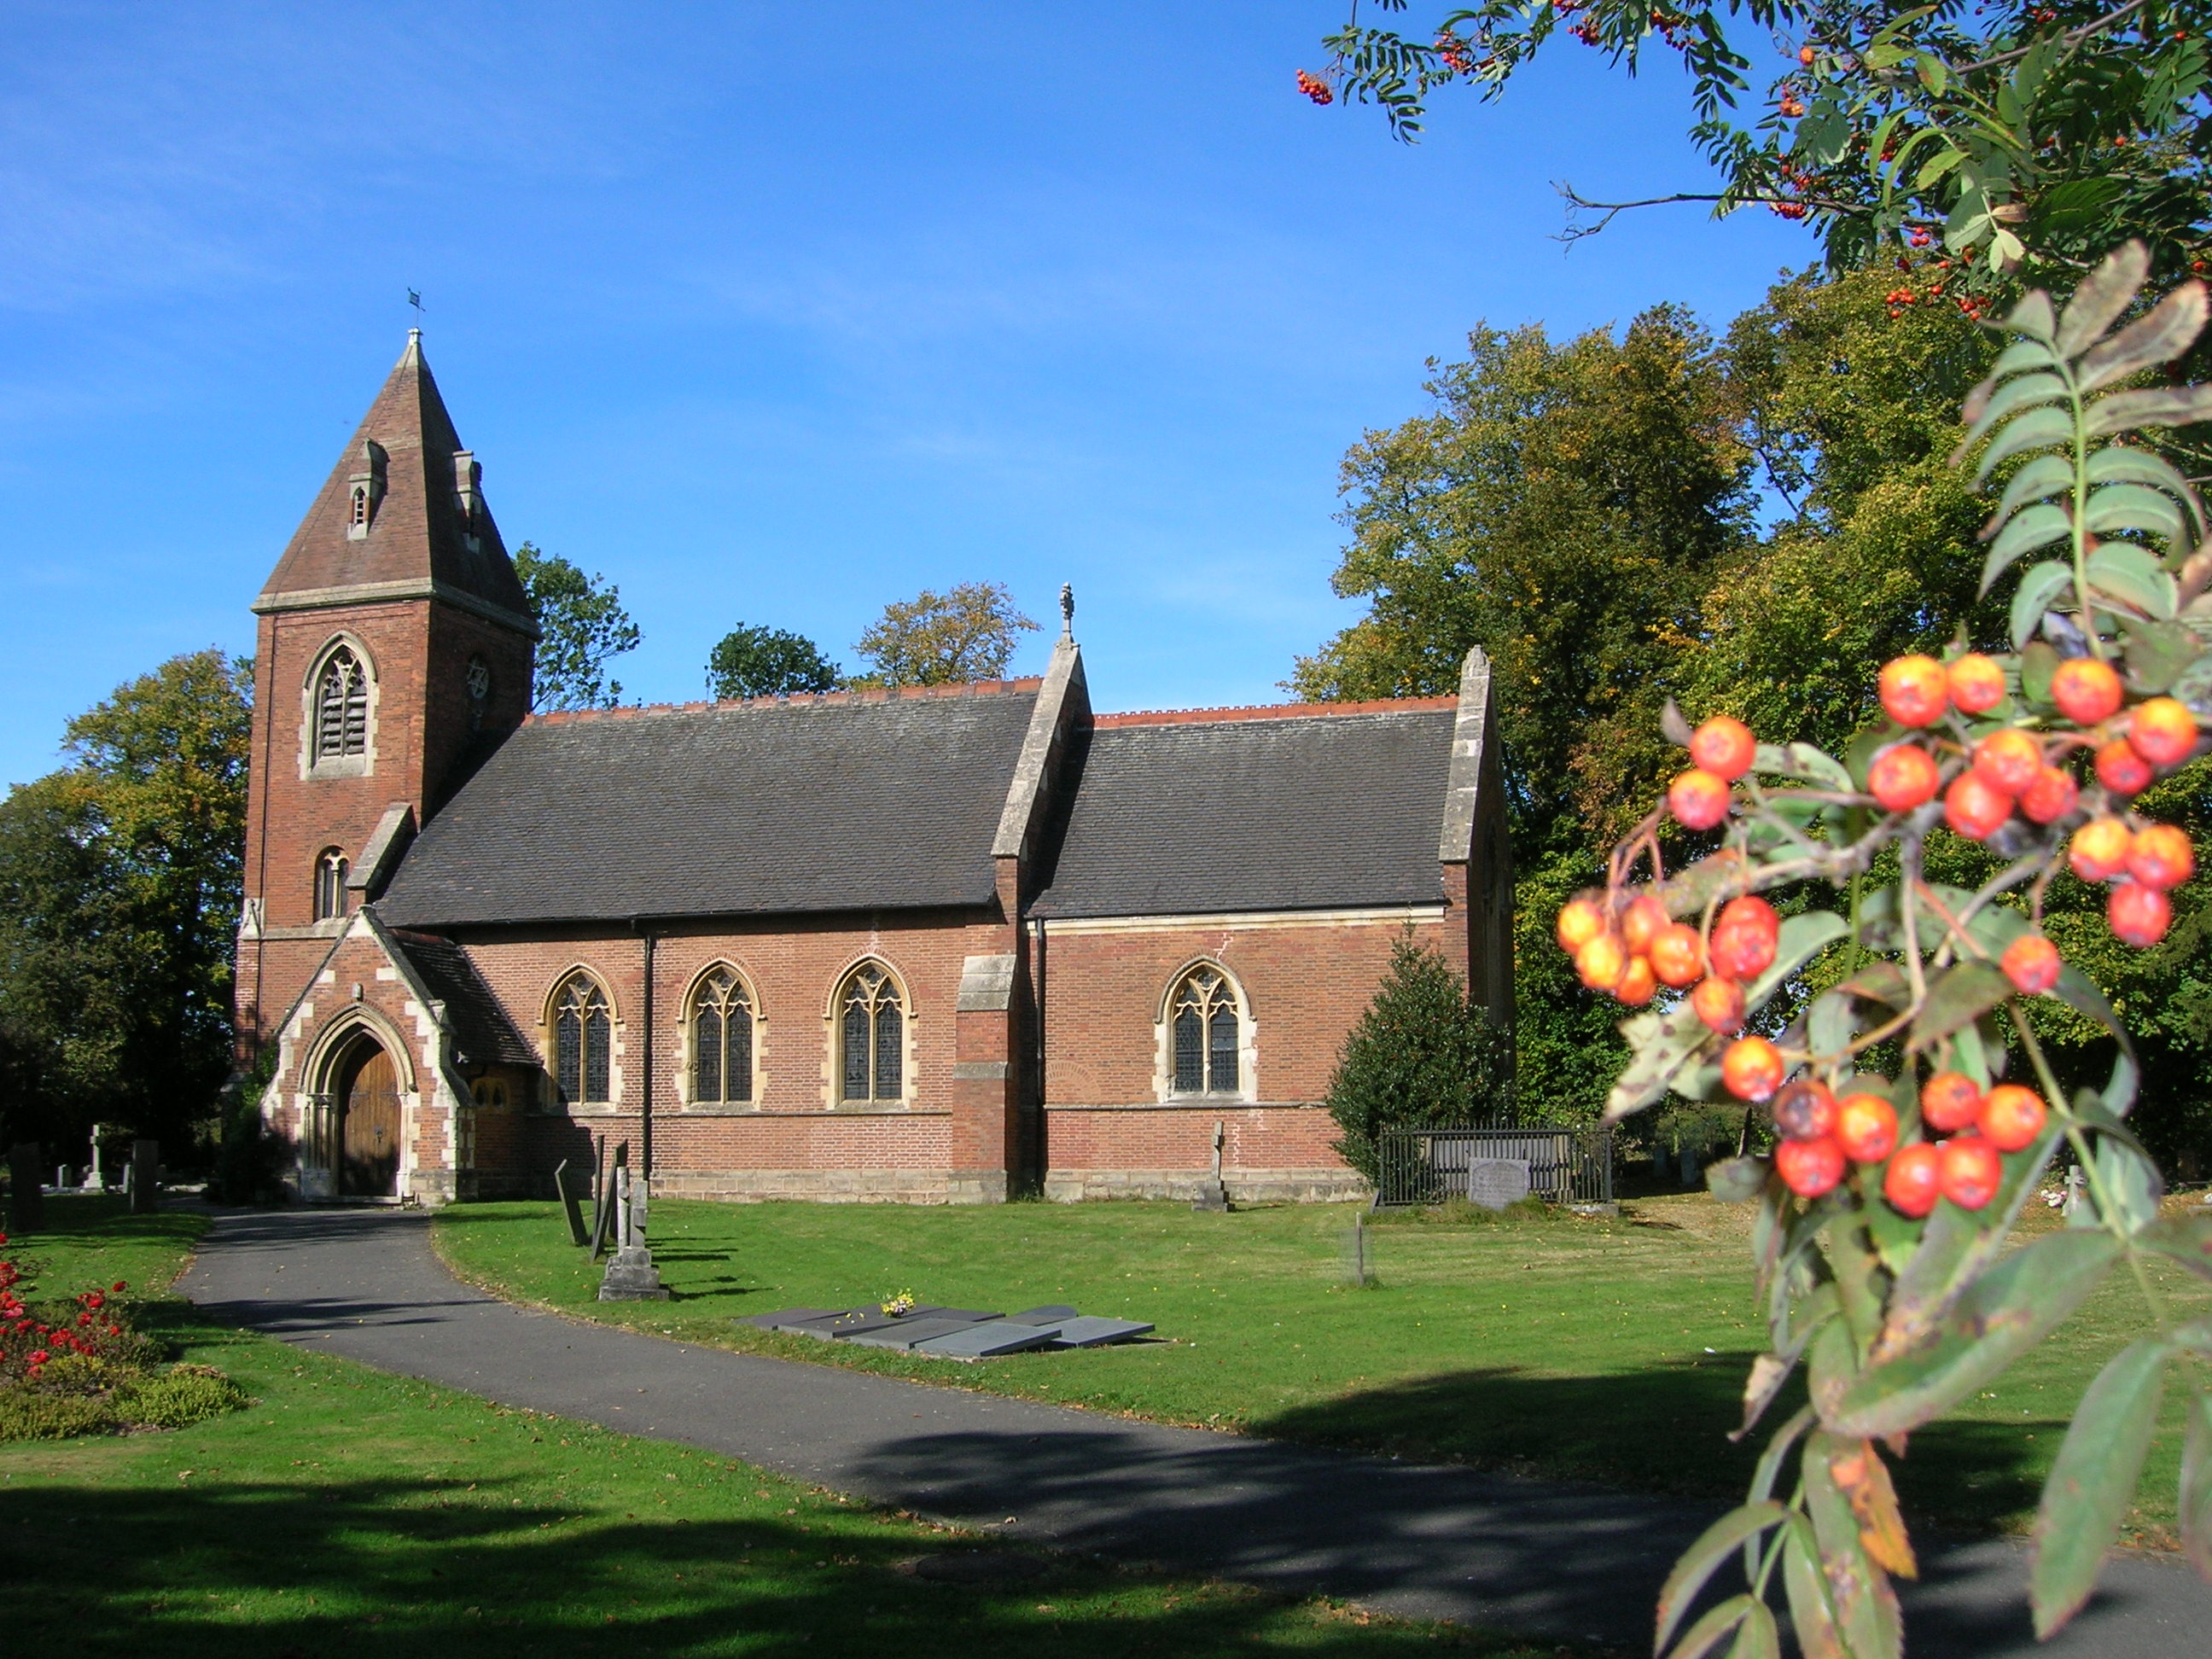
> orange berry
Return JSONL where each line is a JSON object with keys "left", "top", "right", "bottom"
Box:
{"left": 1939, "top": 1136, "right": 2003, "bottom": 1209}
{"left": 2109, "top": 882, "right": 2173, "bottom": 947}
{"left": 1615, "top": 955, "right": 1658, "bottom": 1006}
{"left": 2096, "top": 738, "right": 2152, "bottom": 796}
{"left": 1944, "top": 771, "right": 2012, "bottom": 840}
{"left": 1722, "top": 1035, "right": 1785, "bottom": 1102}
{"left": 1668, "top": 768, "right": 1732, "bottom": 830}
{"left": 1883, "top": 1142, "right": 1942, "bottom": 1217}
{"left": 1575, "top": 930, "right": 1629, "bottom": 990}
{"left": 1648, "top": 923, "right": 1704, "bottom": 987}
{"left": 1690, "top": 715, "right": 1758, "bottom": 782}
{"left": 2050, "top": 657, "right": 2123, "bottom": 725}
{"left": 2069, "top": 817, "right": 2133, "bottom": 882}
{"left": 1709, "top": 895, "right": 1779, "bottom": 981}
{"left": 1978, "top": 1084, "right": 2047, "bottom": 1153}
{"left": 2019, "top": 765, "right": 2078, "bottom": 825}
{"left": 2128, "top": 697, "right": 2198, "bottom": 769}
{"left": 1619, "top": 894, "right": 1668, "bottom": 955}
{"left": 1880, "top": 655, "right": 1950, "bottom": 727}
{"left": 1920, "top": 1071, "right": 1983, "bottom": 1133}
{"left": 1775, "top": 1136, "right": 1846, "bottom": 1198}
{"left": 1771, "top": 1078, "right": 1838, "bottom": 1141}
{"left": 2128, "top": 823, "right": 2195, "bottom": 890}
{"left": 2000, "top": 934, "right": 2062, "bottom": 995}
{"left": 1556, "top": 894, "right": 1607, "bottom": 954}
{"left": 1867, "top": 743, "right": 1940, "bottom": 812}
{"left": 1798, "top": 44, "right": 1815, "bottom": 64}
{"left": 1947, "top": 653, "right": 2007, "bottom": 714}
{"left": 1972, "top": 729, "right": 2043, "bottom": 796}
{"left": 1691, "top": 975, "right": 1746, "bottom": 1033}
{"left": 1836, "top": 1092, "right": 1900, "bottom": 1163}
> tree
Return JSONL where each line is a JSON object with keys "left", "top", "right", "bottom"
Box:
{"left": 705, "top": 624, "right": 843, "bottom": 701}
{"left": 513, "top": 542, "right": 641, "bottom": 711}
{"left": 852, "top": 582, "right": 1039, "bottom": 686}
{"left": 1325, "top": 933, "right": 1514, "bottom": 1180}
{"left": 1312, "top": 1, "right": 2211, "bottom": 294}
{"left": 0, "top": 650, "right": 251, "bottom": 1156}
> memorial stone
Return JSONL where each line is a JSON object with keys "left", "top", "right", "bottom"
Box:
{"left": 1042, "top": 1316, "right": 1153, "bottom": 1348}
{"left": 597, "top": 1167, "right": 669, "bottom": 1301}
{"left": 554, "top": 1160, "right": 591, "bottom": 1246}
{"left": 914, "top": 1322, "right": 1060, "bottom": 1359}
{"left": 1466, "top": 1157, "right": 1532, "bottom": 1211}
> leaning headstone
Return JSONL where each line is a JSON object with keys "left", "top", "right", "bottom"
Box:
{"left": 7, "top": 1143, "right": 44, "bottom": 1232}
{"left": 1466, "top": 1157, "right": 1532, "bottom": 1212}
{"left": 130, "top": 1139, "right": 161, "bottom": 1215}
{"left": 590, "top": 1140, "right": 621, "bottom": 1260}
{"left": 597, "top": 1165, "right": 668, "bottom": 1301}
{"left": 553, "top": 1160, "right": 591, "bottom": 1246}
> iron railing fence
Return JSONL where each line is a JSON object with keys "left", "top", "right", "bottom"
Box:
{"left": 1373, "top": 1126, "right": 1614, "bottom": 1208}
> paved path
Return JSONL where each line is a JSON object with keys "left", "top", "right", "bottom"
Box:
{"left": 179, "top": 1208, "right": 2204, "bottom": 1656}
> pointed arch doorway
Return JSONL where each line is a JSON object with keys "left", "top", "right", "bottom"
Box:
{"left": 335, "top": 1039, "right": 402, "bottom": 1197}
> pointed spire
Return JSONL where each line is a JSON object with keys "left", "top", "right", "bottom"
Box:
{"left": 253, "top": 336, "right": 537, "bottom": 637}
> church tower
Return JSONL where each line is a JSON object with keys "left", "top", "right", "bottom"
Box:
{"left": 236, "top": 334, "right": 537, "bottom": 1055}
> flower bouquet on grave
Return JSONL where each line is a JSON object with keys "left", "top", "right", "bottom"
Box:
{"left": 879, "top": 1289, "right": 917, "bottom": 1318}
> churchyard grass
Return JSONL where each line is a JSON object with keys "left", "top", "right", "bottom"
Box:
{"left": 434, "top": 1193, "right": 2211, "bottom": 1546}
{"left": 1, "top": 1197, "right": 1551, "bottom": 1656}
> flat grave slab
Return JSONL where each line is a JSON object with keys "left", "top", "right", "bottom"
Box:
{"left": 1043, "top": 1316, "right": 1154, "bottom": 1348}
{"left": 741, "top": 1301, "right": 1154, "bottom": 1357}
{"left": 745, "top": 1307, "right": 845, "bottom": 1335}
{"left": 913, "top": 1322, "right": 1062, "bottom": 1360}
{"left": 769, "top": 1304, "right": 959, "bottom": 1340}
{"left": 844, "top": 1315, "right": 1005, "bottom": 1351}
{"left": 1004, "top": 1305, "right": 1080, "bottom": 1324}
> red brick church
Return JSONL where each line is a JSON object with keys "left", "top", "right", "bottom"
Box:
{"left": 238, "top": 337, "right": 1514, "bottom": 1206}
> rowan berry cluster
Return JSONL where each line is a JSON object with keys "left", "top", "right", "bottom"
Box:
{"left": 1762, "top": 1072, "right": 2046, "bottom": 1212}
{"left": 1295, "top": 68, "right": 1335, "bottom": 106}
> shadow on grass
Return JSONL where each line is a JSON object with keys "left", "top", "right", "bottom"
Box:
{"left": 1250, "top": 1359, "right": 2053, "bottom": 1534}
{"left": 4, "top": 1193, "right": 204, "bottom": 1252}
{"left": 0, "top": 1475, "right": 1545, "bottom": 1658}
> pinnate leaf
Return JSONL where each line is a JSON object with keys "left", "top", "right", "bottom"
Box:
{"left": 1656, "top": 1504, "right": 1784, "bottom": 1656}
{"left": 2032, "top": 1336, "right": 2169, "bottom": 1638}
{"left": 1908, "top": 961, "right": 2012, "bottom": 1051}
{"left": 2087, "top": 386, "right": 2212, "bottom": 439}
{"left": 1779, "top": 1516, "right": 1847, "bottom": 1659}
{"left": 1662, "top": 1594, "right": 1755, "bottom": 1659}
{"left": 2085, "top": 483, "right": 2186, "bottom": 548}
{"left": 2087, "top": 444, "right": 2207, "bottom": 543}
{"left": 2011, "top": 560, "right": 2075, "bottom": 647}
{"left": 2001, "top": 288, "right": 2058, "bottom": 344}
{"left": 1960, "top": 370, "right": 2067, "bottom": 451}
{"left": 1980, "top": 502, "right": 2072, "bottom": 592}
{"left": 1973, "top": 404, "right": 2074, "bottom": 484}
{"left": 2076, "top": 279, "right": 2209, "bottom": 393}
{"left": 2087, "top": 540, "right": 2178, "bottom": 620}
{"left": 1988, "top": 451, "right": 2074, "bottom": 532}
{"left": 2054, "top": 242, "right": 2149, "bottom": 358}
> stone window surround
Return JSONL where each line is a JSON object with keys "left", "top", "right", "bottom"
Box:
{"left": 298, "top": 632, "right": 379, "bottom": 782}
{"left": 1154, "top": 957, "right": 1258, "bottom": 1106}
{"left": 674, "top": 959, "right": 767, "bottom": 1115}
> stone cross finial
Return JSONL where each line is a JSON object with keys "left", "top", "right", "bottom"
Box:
{"left": 1059, "top": 583, "right": 1074, "bottom": 638}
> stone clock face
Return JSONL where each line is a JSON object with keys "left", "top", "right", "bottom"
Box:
{"left": 466, "top": 658, "right": 491, "bottom": 703}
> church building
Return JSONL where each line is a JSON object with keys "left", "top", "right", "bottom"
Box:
{"left": 238, "top": 337, "right": 1514, "bottom": 1207}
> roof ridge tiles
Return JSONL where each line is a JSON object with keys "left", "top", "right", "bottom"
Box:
{"left": 521, "top": 675, "right": 1045, "bottom": 727}
{"left": 1091, "top": 696, "right": 1458, "bottom": 729}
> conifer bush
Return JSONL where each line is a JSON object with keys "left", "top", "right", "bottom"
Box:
{"left": 1325, "top": 934, "right": 1513, "bottom": 1182}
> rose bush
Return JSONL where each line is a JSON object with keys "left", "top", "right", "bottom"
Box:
{"left": 1556, "top": 245, "right": 2212, "bottom": 1654}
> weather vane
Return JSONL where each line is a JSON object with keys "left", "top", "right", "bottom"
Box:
{"left": 407, "top": 289, "right": 425, "bottom": 334}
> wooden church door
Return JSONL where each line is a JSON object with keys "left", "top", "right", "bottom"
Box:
{"left": 341, "top": 1046, "right": 402, "bottom": 1197}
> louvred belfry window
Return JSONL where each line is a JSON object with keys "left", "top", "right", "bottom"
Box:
{"left": 839, "top": 965, "right": 903, "bottom": 1103}
{"left": 554, "top": 975, "right": 613, "bottom": 1105}
{"left": 316, "top": 648, "right": 369, "bottom": 759}
{"left": 692, "top": 969, "right": 754, "bottom": 1104}
{"left": 1172, "top": 968, "right": 1240, "bottom": 1096}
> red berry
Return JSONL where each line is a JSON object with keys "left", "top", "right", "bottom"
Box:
{"left": 1972, "top": 729, "right": 2043, "bottom": 796}
{"left": 1775, "top": 1135, "right": 1847, "bottom": 1198}
{"left": 1649, "top": 923, "right": 1704, "bottom": 988}
{"left": 1947, "top": 654, "right": 2007, "bottom": 715}
{"left": 1615, "top": 955, "right": 1657, "bottom": 1006}
{"left": 1835, "top": 1092, "right": 1900, "bottom": 1164}
{"left": 1723, "top": 1035, "right": 1785, "bottom": 1102}
{"left": 1938, "top": 1136, "right": 2003, "bottom": 1209}
{"left": 1669, "top": 768, "right": 1732, "bottom": 830}
{"left": 1708, "top": 895, "right": 1779, "bottom": 981}
{"left": 1879, "top": 655, "right": 1950, "bottom": 727}
{"left": 1557, "top": 895, "right": 1607, "bottom": 954}
{"left": 2018, "top": 765, "right": 2078, "bottom": 825}
{"left": 2096, "top": 739, "right": 2153, "bottom": 796}
{"left": 1867, "top": 744, "right": 1940, "bottom": 812}
{"left": 1691, "top": 975, "right": 1746, "bottom": 1033}
{"left": 1978, "top": 1084, "right": 2047, "bottom": 1153}
{"left": 2000, "top": 933, "right": 2062, "bottom": 995}
{"left": 1920, "top": 1071, "right": 1983, "bottom": 1133}
{"left": 2109, "top": 882, "right": 2173, "bottom": 947}
{"left": 2128, "top": 824, "right": 2195, "bottom": 890}
{"left": 1771, "top": 1079, "right": 1838, "bottom": 1141}
{"left": 1690, "top": 716, "right": 1757, "bottom": 783}
{"left": 2069, "top": 818, "right": 2133, "bottom": 882}
{"left": 2049, "top": 657, "right": 2124, "bottom": 725}
{"left": 1944, "top": 771, "right": 2012, "bottom": 840}
{"left": 2128, "top": 697, "right": 2197, "bottom": 769}
{"left": 1617, "top": 894, "right": 1668, "bottom": 955}
{"left": 1576, "top": 931, "right": 1628, "bottom": 991}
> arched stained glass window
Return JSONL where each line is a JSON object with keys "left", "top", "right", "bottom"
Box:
{"left": 553, "top": 975, "right": 612, "bottom": 1105}
{"left": 839, "top": 966, "right": 903, "bottom": 1103}
{"left": 692, "top": 969, "right": 754, "bottom": 1104}
{"left": 314, "top": 848, "right": 349, "bottom": 920}
{"left": 316, "top": 647, "right": 370, "bottom": 759}
{"left": 1171, "top": 968, "right": 1240, "bottom": 1096}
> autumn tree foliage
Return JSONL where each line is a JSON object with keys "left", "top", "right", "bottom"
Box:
{"left": 853, "top": 581, "right": 1040, "bottom": 687}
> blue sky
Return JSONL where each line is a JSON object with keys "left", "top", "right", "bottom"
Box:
{"left": 0, "top": 2, "right": 1812, "bottom": 787}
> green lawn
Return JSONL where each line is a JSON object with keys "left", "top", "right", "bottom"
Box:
{"left": 0, "top": 1197, "right": 1543, "bottom": 1656}
{"left": 434, "top": 1192, "right": 2211, "bottom": 1544}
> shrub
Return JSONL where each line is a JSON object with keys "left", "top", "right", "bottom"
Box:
{"left": 114, "top": 1365, "right": 250, "bottom": 1429}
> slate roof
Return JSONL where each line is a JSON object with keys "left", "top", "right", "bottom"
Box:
{"left": 1028, "top": 707, "right": 1456, "bottom": 918}
{"left": 388, "top": 934, "right": 538, "bottom": 1067}
{"left": 255, "top": 335, "right": 535, "bottom": 631}
{"left": 377, "top": 687, "right": 1041, "bottom": 928}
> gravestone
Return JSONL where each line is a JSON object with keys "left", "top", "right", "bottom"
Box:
{"left": 590, "top": 1139, "right": 620, "bottom": 1260}
{"left": 1466, "top": 1157, "right": 1532, "bottom": 1212}
{"left": 845, "top": 1315, "right": 1001, "bottom": 1351}
{"left": 597, "top": 1165, "right": 669, "bottom": 1301}
{"left": 1040, "top": 1316, "right": 1153, "bottom": 1348}
{"left": 7, "top": 1143, "right": 44, "bottom": 1231}
{"left": 80, "top": 1136, "right": 103, "bottom": 1193}
{"left": 553, "top": 1160, "right": 591, "bottom": 1247}
{"left": 130, "top": 1140, "right": 161, "bottom": 1215}
{"left": 914, "top": 1322, "right": 1061, "bottom": 1359}
{"left": 1191, "top": 1118, "right": 1229, "bottom": 1213}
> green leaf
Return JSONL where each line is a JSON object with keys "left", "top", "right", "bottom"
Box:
{"left": 2121, "top": 618, "right": 2201, "bottom": 694}
{"left": 2092, "top": 1138, "right": 2163, "bottom": 1234}
{"left": 2054, "top": 242, "right": 2150, "bottom": 358}
{"left": 1656, "top": 1505, "right": 1785, "bottom": 1656}
{"left": 2032, "top": 1336, "right": 2169, "bottom": 1639}
{"left": 1664, "top": 1595, "right": 1756, "bottom": 1659}
{"left": 2087, "top": 445, "right": 2206, "bottom": 542}
{"left": 1796, "top": 103, "right": 1849, "bottom": 166}
{"left": 1779, "top": 1516, "right": 1847, "bottom": 1659}
{"left": 2011, "top": 559, "right": 2075, "bottom": 647}
{"left": 1980, "top": 502, "right": 2072, "bottom": 592}
{"left": 1974, "top": 405, "right": 2074, "bottom": 485}
{"left": 2087, "top": 386, "right": 2212, "bottom": 439}
{"left": 2086, "top": 483, "right": 2186, "bottom": 548}
{"left": 2142, "top": 1212, "right": 2212, "bottom": 1284}
{"left": 2021, "top": 638, "right": 2060, "bottom": 701}
{"left": 2087, "top": 541, "right": 2177, "bottom": 620}
{"left": 1988, "top": 451, "right": 2075, "bottom": 530}
{"left": 1751, "top": 741, "right": 1854, "bottom": 789}
{"left": 1960, "top": 370, "right": 2068, "bottom": 452}
{"left": 2182, "top": 1388, "right": 2212, "bottom": 1580}
{"left": 1745, "top": 911, "right": 1850, "bottom": 1011}
{"left": 1728, "top": 1600, "right": 1779, "bottom": 1659}
{"left": 1802, "top": 1434, "right": 1904, "bottom": 1659}
{"left": 1604, "top": 1003, "right": 1713, "bottom": 1122}
{"left": 1708, "top": 1155, "right": 1767, "bottom": 1203}
{"left": 1989, "top": 336, "right": 2060, "bottom": 379}
{"left": 1832, "top": 1231, "right": 2122, "bottom": 1438}
{"left": 2077, "top": 281, "right": 2209, "bottom": 393}
{"left": 1908, "top": 961, "right": 2013, "bottom": 1052}
{"left": 2000, "top": 288, "right": 2058, "bottom": 344}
